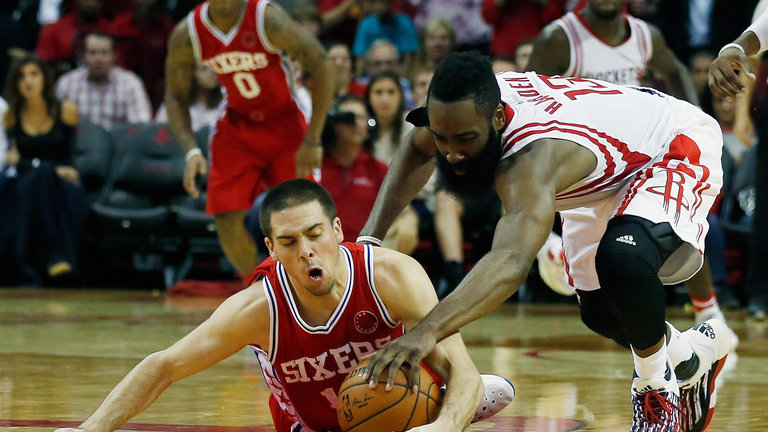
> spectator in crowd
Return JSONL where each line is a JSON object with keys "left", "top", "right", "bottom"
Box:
{"left": 433, "top": 189, "right": 502, "bottom": 297}
{"left": 513, "top": 38, "right": 535, "bottom": 71}
{"left": 56, "top": 32, "right": 153, "bottom": 130}
{"left": 689, "top": 50, "right": 716, "bottom": 114}
{"left": 154, "top": 62, "right": 221, "bottom": 132}
{"left": 491, "top": 56, "right": 517, "bottom": 74}
{"left": 108, "top": 0, "right": 176, "bottom": 111}
{"left": 327, "top": 42, "right": 367, "bottom": 98}
{"left": 491, "top": 39, "right": 535, "bottom": 74}
{"left": 35, "top": 0, "right": 112, "bottom": 78}
{"left": 481, "top": 0, "right": 566, "bottom": 58}
{"left": 0, "top": 54, "right": 87, "bottom": 285}
{"left": 365, "top": 71, "right": 411, "bottom": 164}
{"left": 411, "top": 64, "right": 433, "bottom": 106}
{"left": 364, "top": 71, "right": 421, "bottom": 254}
{"left": 356, "top": 40, "right": 413, "bottom": 108}
{"left": 414, "top": 18, "right": 455, "bottom": 73}
{"left": 407, "top": 0, "right": 492, "bottom": 53}
{"left": 321, "top": 95, "right": 386, "bottom": 242}
{"left": 352, "top": 0, "right": 419, "bottom": 73}
{"left": 317, "top": 0, "right": 362, "bottom": 47}
{"left": 654, "top": 0, "right": 757, "bottom": 64}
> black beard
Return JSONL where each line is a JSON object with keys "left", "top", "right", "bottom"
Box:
{"left": 436, "top": 125, "right": 502, "bottom": 201}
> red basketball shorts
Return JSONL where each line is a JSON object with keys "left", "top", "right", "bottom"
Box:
{"left": 206, "top": 108, "right": 307, "bottom": 215}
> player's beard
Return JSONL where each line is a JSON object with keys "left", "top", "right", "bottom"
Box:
{"left": 435, "top": 123, "right": 502, "bottom": 200}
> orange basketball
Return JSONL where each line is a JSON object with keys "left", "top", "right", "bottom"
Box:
{"left": 337, "top": 358, "right": 442, "bottom": 432}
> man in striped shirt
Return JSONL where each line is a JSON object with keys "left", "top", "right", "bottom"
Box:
{"left": 56, "top": 32, "right": 153, "bottom": 130}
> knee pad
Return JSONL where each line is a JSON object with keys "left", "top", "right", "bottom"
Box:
{"left": 577, "top": 289, "right": 630, "bottom": 349}
{"left": 595, "top": 216, "right": 681, "bottom": 292}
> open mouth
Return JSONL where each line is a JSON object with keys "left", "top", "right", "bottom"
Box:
{"left": 308, "top": 267, "right": 323, "bottom": 282}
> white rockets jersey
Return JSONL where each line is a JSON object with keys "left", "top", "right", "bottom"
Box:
{"left": 497, "top": 71, "right": 718, "bottom": 211}
{"left": 554, "top": 12, "right": 652, "bottom": 85}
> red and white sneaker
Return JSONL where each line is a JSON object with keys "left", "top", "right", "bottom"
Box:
{"left": 473, "top": 374, "right": 515, "bottom": 422}
{"left": 676, "top": 319, "right": 731, "bottom": 432}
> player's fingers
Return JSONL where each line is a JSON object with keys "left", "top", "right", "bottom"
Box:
{"left": 184, "top": 165, "right": 200, "bottom": 199}
{"left": 709, "top": 68, "right": 738, "bottom": 100}
{"left": 384, "top": 352, "right": 408, "bottom": 391}
{"left": 197, "top": 158, "right": 208, "bottom": 176}
{"left": 740, "top": 58, "right": 756, "bottom": 80}
{"left": 365, "top": 348, "right": 394, "bottom": 385}
{"left": 408, "top": 355, "right": 421, "bottom": 394}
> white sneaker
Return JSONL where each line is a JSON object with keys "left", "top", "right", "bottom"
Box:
{"left": 473, "top": 374, "right": 515, "bottom": 422}
{"left": 631, "top": 364, "right": 682, "bottom": 432}
{"left": 676, "top": 319, "right": 731, "bottom": 432}
{"left": 694, "top": 307, "right": 739, "bottom": 351}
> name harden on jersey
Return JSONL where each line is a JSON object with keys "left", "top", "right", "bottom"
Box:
{"left": 204, "top": 51, "right": 269, "bottom": 75}
{"left": 280, "top": 337, "right": 392, "bottom": 383}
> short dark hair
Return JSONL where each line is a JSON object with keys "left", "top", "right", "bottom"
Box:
{"left": 83, "top": 31, "right": 115, "bottom": 51}
{"left": 427, "top": 51, "right": 500, "bottom": 117}
{"left": 259, "top": 179, "right": 338, "bottom": 238}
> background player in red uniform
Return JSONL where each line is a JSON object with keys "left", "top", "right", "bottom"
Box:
{"left": 165, "top": 0, "right": 335, "bottom": 277}
{"left": 51, "top": 179, "right": 514, "bottom": 432}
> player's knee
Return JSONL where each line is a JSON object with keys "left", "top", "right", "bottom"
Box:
{"left": 578, "top": 290, "right": 631, "bottom": 349}
{"left": 595, "top": 218, "right": 666, "bottom": 293}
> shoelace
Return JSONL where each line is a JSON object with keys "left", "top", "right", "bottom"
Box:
{"left": 639, "top": 390, "right": 687, "bottom": 428}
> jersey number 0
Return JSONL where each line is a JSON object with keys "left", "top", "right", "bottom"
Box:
{"left": 233, "top": 72, "right": 261, "bottom": 99}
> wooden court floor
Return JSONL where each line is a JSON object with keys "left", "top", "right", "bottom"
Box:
{"left": 1, "top": 288, "right": 766, "bottom": 431}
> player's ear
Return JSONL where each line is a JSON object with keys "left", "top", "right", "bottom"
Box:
{"left": 333, "top": 217, "right": 344, "bottom": 243}
{"left": 492, "top": 103, "right": 505, "bottom": 130}
{"left": 265, "top": 237, "right": 278, "bottom": 260}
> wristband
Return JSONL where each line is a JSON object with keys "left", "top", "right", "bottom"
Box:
{"left": 185, "top": 148, "right": 203, "bottom": 162}
{"left": 356, "top": 235, "right": 383, "bottom": 247}
{"left": 718, "top": 43, "right": 746, "bottom": 57}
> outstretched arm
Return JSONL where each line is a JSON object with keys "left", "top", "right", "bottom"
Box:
{"left": 55, "top": 287, "right": 269, "bottom": 432}
{"left": 359, "top": 127, "right": 436, "bottom": 242}
{"left": 371, "top": 248, "right": 483, "bottom": 432}
{"left": 364, "top": 139, "right": 596, "bottom": 387}
{"left": 165, "top": 20, "right": 207, "bottom": 199}
{"left": 709, "top": 0, "right": 767, "bottom": 100}
{"left": 265, "top": 3, "right": 335, "bottom": 178}
{"left": 645, "top": 24, "right": 699, "bottom": 106}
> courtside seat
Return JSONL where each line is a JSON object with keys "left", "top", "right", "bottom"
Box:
{"left": 73, "top": 119, "right": 114, "bottom": 205}
{"left": 92, "top": 123, "right": 185, "bottom": 255}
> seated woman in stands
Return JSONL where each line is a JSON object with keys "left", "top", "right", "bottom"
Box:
{"left": 154, "top": 62, "right": 222, "bottom": 132}
{"left": 0, "top": 54, "right": 87, "bottom": 285}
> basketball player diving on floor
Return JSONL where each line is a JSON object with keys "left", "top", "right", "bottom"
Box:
{"left": 52, "top": 180, "right": 514, "bottom": 432}
{"left": 358, "top": 52, "right": 731, "bottom": 432}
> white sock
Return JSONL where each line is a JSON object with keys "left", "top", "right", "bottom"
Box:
{"left": 666, "top": 322, "right": 694, "bottom": 367}
{"left": 632, "top": 335, "right": 669, "bottom": 381}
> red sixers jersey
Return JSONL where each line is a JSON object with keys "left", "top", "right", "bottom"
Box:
{"left": 187, "top": 0, "right": 301, "bottom": 121}
{"left": 250, "top": 243, "right": 405, "bottom": 432}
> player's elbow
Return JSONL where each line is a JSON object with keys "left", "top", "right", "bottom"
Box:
{"left": 141, "top": 350, "right": 177, "bottom": 385}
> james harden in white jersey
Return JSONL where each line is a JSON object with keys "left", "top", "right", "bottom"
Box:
{"left": 497, "top": 71, "right": 722, "bottom": 289}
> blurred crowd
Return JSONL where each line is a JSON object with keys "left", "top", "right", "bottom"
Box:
{"left": 0, "top": 0, "right": 764, "bottom": 317}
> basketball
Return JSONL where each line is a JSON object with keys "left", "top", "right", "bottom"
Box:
{"left": 337, "top": 359, "right": 442, "bottom": 432}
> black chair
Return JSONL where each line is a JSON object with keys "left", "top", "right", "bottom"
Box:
{"left": 91, "top": 123, "right": 187, "bottom": 285}
{"left": 73, "top": 119, "right": 114, "bottom": 205}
